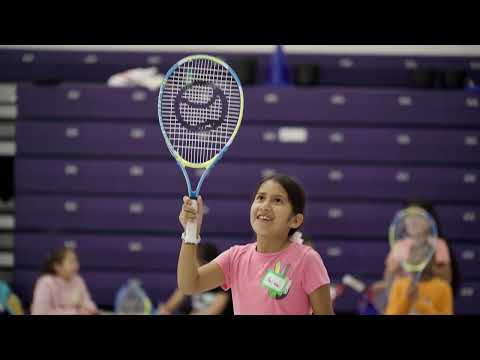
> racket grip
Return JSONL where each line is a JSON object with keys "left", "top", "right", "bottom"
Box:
{"left": 342, "top": 274, "right": 366, "bottom": 293}
{"left": 184, "top": 200, "right": 199, "bottom": 244}
{"left": 411, "top": 272, "right": 422, "bottom": 287}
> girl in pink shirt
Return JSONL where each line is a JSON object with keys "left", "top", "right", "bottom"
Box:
{"left": 31, "top": 247, "right": 98, "bottom": 315}
{"left": 176, "top": 174, "right": 333, "bottom": 315}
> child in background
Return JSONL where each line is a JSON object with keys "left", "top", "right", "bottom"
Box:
{"left": 385, "top": 242, "right": 453, "bottom": 315}
{"left": 406, "top": 201, "right": 461, "bottom": 298}
{"left": 31, "top": 247, "right": 98, "bottom": 315}
{"left": 372, "top": 201, "right": 458, "bottom": 313}
{"left": 158, "top": 242, "right": 233, "bottom": 315}
{"left": 177, "top": 174, "right": 333, "bottom": 315}
{"left": 384, "top": 204, "right": 451, "bottom": 286}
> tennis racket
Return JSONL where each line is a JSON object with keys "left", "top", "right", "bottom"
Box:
{"left": 388, "top": 206, "right": 438, "bottom": 287}
{"left": 114, "top": 278, "right": 153, "bottom": 315}
{"left": 158, "top": 55, "right": 244, "bottom": 243}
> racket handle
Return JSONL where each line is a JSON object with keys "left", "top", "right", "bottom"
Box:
{"left": 411, "top": 272, "right": 422, "bottom": 287}
{"left": 342, "top": 274, "right": 366, "bottom": 293}
{"left": 184, "top": 200, "right": 199, "bottom": 244}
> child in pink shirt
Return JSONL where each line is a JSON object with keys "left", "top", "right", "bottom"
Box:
{"left": 176, "top": 174, "right": 333, "bottom": 315}
{"left": 31, "top": 247, "right": 98, "bottom": 315}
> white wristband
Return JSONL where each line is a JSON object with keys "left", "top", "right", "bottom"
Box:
{"left": 181, "top": 232, "right": 201, "bottom": 245}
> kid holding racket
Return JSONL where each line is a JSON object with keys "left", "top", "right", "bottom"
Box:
{"left": 176, "top": 174, "right": 333, "bottom": 315}
{"left": 385, "top": 242, "right": 453, "bottom": 315}
{"left": 371, "top": 201, "right": 455, "bottom": 313}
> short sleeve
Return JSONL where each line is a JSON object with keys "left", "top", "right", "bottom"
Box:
{"left": 385, "top": 248, "right": 396, "bottom": 268}
{"left": 213, "top": 246, "right": 236, "bottom": 291}
{"left": 435, "top": 238, "right": 451, "bottom": 265}
{"left": 302, "top": 249, "right": 331, "bottom": 295}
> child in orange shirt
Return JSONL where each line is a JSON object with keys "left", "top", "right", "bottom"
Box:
{"left": 385, "top": 242, "right": 453, "bottom": 315}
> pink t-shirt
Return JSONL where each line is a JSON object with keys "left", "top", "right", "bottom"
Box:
{"left": 214, "top": 242, "right": 330, "bottom": 315}
{"left": 385, "top": 237, "right": 451, "bottom": 270}
{"left": 31, "top": 274, "right": 97, "bottom": 315}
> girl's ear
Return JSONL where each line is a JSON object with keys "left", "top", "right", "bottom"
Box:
{"left": 289, "top": 213, "right": 304, "bottom": 229}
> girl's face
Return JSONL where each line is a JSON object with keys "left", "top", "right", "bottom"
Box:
{"left": 54, "top": 251, "right": 79, "bottom": 280}
{"left": 405, "top": 209, "right": 431, "bottom": 239}
{"left": 250, "top": 180, "right": 303, "bottom": 239}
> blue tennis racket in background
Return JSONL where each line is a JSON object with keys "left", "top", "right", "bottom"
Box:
{"left": 389, "top": 206, "right": 438, "bottom": 287}
{"left": 114, "top": 278, "right": 153, "bottom": 315}
{"left": 369, "top": 206, "right": 439, "bottom": 314}
{"left": 158, "top": 55, "right": 244, "bottom": 243}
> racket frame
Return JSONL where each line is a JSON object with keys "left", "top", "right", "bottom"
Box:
{"left": 157, "top": 54, "right": 244, "bottom": 199}
{"left": 388, "top": 206, "right": 438, "bottom": 281}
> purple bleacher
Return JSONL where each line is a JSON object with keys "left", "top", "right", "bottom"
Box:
{"left": 18, "top": 84, "right": 156, "bottom": 119}
{"left": 15, "top": 122, "right": 168, "bottom": 157}
{"left": 455, "top": 282, "right": 480, "bottom": 315}
{"left": 15, "top": 158, "right": 480, "bottom": 202}
{"left": 15, "top": 158, "right": 186, "bottom": 195}
{"left": 15, "top": 194, "right": 401, "bottom": 237}
{"left": 245, "top": 87, "right": 480, "bottom": 126}
{"left": 16, "top": 194, "right": 480, "bottom": 241}
{"left": 15, "top": 122, "right": 479, "bottom": 165}
{"left": 437, "top": 206, "right": 480, "bottom": 241}
{"left": 229, "top": 126, "right": 480, "bottom": 165}
{"left": 453, "top": 243, "right": 480, "bottom": 277}
{"left": 304, "top": 202, "right": 401, "bottom": 238}
{"left": 14, "top": 195, "right": 252, "bottom": 234}
{"left": 15, "top": 233, "right": 179, "bottom": 272}
{"left": 0, "top": 50, "right": 191, "bottom": 83}
{"left": 314, "top": 240, "right": 388, "bottom": 277}
{"left": 17, "top": 84, "right": 480, "bottom": 127}
{"left": 2, "top": 49, "right": 479, "bottom": 86}
{"left": 14, "top": 232, "right": 247, "bottom": 272}
{"left": 287, "top": 53, "right": 480, "bottom": 87}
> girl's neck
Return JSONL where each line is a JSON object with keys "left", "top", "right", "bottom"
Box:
{"left": 56, "top": 274, "right": 74, "bottom": 282}
{"left": 256, "top": 234, "right": 290, "bottom": 253}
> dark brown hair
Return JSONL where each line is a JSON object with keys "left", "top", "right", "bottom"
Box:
{"left": 40, "top": 247, "right": 75, "bottom": 275}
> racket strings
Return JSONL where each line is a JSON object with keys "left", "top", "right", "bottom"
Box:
{"left": 389, "top": 208, "right": 438, "bottom": 273}
{"left": 403, "top": 240, "right": 437, "bottom": 270}
{"left": 160, "top": 58, "right": 241, "bottom": 164}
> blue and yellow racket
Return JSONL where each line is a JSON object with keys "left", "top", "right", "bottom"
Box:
{"left": 158, "top": 55, "right": 244, "bottom": 243}
{"left": 114, "top": 279, "right": 153, "bottom": 315}
{"left": 388, "top": 206, "right": 438, "bottom": 286}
